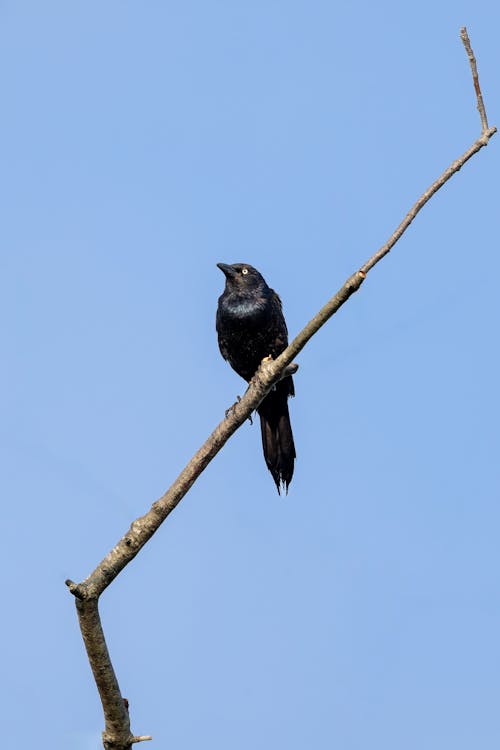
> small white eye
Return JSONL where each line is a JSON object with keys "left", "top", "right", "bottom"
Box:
{"left": 241, "top": 268, "right": 248, "bottom": 275}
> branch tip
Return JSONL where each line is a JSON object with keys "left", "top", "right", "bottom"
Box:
{"left": 460, "top": 26, "right": 490, "bottom": 133}
{"left": 65, "top": 579, "right": 85, "bottom": 600}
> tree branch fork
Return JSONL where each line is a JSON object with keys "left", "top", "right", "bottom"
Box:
{"left": 66, "top": 27, "right": 495, "bottom": 750}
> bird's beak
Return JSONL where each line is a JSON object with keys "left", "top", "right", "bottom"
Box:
{"left": 217, "top": 262, "right": 237, "bottom": 279}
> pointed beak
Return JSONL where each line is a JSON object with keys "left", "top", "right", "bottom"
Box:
{"left": 217, "top": 262, "right": 237, "bottom": 279}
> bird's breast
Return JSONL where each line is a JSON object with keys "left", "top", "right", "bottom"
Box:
{"left": 218, "top": 294, "right": 269, "bottom": 326}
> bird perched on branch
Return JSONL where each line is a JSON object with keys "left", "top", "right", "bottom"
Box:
{"left": 216, "top": 262, "right": 296, "bottom": 493}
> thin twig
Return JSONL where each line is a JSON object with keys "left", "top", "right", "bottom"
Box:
{"left": 354, "top": 27, "right": 496, "bottom": 274}
{"left": 359, "top": 133, "right": 496, "bottom": 274}
{"left": 461, "top": 27, "right": 489, "bottom": 133}
{"left": 67, "top": 29, "right": 496, "bottom": 750}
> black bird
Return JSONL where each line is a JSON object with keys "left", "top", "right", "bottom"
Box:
{"left": 216, "top": 262, "right": 295, "bottom": 493}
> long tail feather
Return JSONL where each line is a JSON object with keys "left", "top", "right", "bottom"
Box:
{"left": 258, "top": 378, "right": 295, "bottom": 493}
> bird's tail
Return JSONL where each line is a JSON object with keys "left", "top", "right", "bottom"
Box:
{"left": 258, "top": 377, "right": 296, "bottom": 493}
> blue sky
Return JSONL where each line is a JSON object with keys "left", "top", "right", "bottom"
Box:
{"left": 2, "top": 2, "right": 499, "bottom": 749}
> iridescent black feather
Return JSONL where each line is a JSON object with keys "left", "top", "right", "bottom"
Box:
{"left": 216, "top": 263, "right": 295, "bottom": 492}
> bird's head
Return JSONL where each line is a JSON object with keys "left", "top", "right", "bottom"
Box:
{"left": 217, "top": 263, "right": 266, "bottom": 293}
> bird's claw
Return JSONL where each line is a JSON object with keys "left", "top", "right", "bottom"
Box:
{"left": 225, "top": 396, "right": 241, "bottom": 419}
{"left": 224, "top": 396, "right": 253, "bottom": 425}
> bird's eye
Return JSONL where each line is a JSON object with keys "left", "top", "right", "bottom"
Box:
{"left": 241, "top": 268, "right": 248, "bottom": 275}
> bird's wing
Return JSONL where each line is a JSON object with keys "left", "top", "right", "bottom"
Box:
{"left": 268, "top": 291, "right": 289, "bottom": 353}
{"left": 216, "top": 306, "right": 230, "bottom": 361}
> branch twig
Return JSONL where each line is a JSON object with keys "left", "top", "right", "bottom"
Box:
{"left": 461, "top": 27, "right": 490, "bottom": 133}
{"left": 67, "top": 28, "right": 496, "bottom": 750}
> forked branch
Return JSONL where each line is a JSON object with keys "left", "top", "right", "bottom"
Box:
{"left": 67, "top": 28, "right": 496, "bottom": 750}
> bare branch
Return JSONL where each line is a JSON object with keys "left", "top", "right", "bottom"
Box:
{"left": 461, "top": 27, "right": 490, "bottom": 133}
{"left": 353, "top": 28, "right": 497, "bottom": 276}
{"left": 359, "top": 133, "right": 496, "bottom": 275}
{"left": 75, "top": 598, "right": 136, "bottom": 749}
{"left": 67, "top": 29, "right": 496, "bottom": 750}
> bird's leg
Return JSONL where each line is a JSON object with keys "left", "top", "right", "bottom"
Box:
{"left": 225, "top": 396, "right": 241, "bottom": 419}
{"left": 259, "top": 355, "right": 299, "bottom": 379}
{"left": 224, "top": 395, "right": 254, "bottom": 425}
{"left": 257, "top": 356, "right": 299, "bottom": 390}
{"left": 282, "top": 362, "right": 299, "bottom": 378}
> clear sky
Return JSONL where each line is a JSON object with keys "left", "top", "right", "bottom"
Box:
{"left": 1, "top": 2, "right": 499, "bottom": 749}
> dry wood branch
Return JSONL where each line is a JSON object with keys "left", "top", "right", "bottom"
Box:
{"left": 461, "top": 27, "right": 490, "bottom": 133}
{"left": 67, "top": 28, "right": 496, "bottom": 750}
{"left": 75, "top": 598, "right": 143, "bottom": 749}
